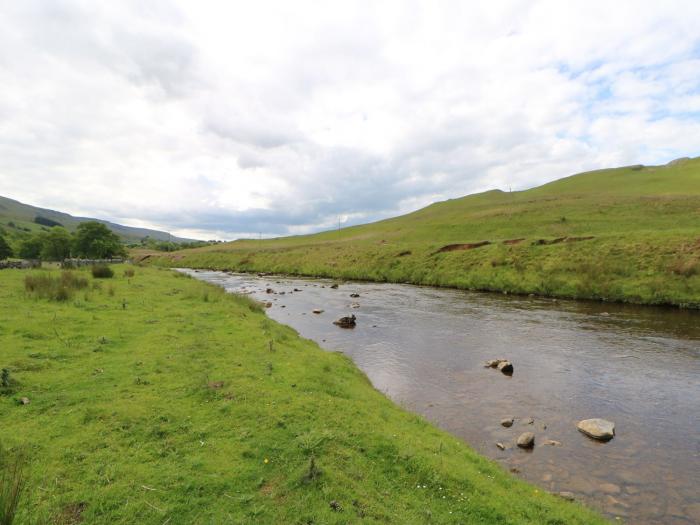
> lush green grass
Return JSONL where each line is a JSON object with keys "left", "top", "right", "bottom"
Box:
{"left": 145, "top": 157, "right": 700, "bottom": 307}
{"left": 0, "top": 266, "right": 605, "bottom": 524}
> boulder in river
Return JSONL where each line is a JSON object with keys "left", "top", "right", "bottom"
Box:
{"left": 501, "top": 417, "right": 514, "bottom": 427}
{"left": 497, "top": 360, "right": 514, "bottom": 375}
{"left": 496, "top": 442, "right": 506, "bottom": 450}
{"left": 266, "top": 288, "right": 274, "bottom": 294}
{"left": 349, "top": 293, "right": 360, "bottom": 298}
{"left": 333, "top": 315, "right": 356, "bottom": 328}
{"left": 517, "top": 432, "right": 535, "bottom": 448}
{"left": 577, "top": 418, "right": 615, "bottom": 441}
{"left": 312, "top": 309, "right": 324, "bottom": 314}
{"left": 330, "top": 283, "right": 339, "bottom": 289}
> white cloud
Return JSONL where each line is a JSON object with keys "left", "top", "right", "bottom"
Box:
{"left": 0, "top": 0, "right": 698, "bottom": 239}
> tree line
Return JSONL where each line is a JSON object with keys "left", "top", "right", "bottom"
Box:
{"left": 0, "top": 221, "right": 126, "bottom": 261}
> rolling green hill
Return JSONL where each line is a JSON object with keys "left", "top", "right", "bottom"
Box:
{"left": 145, "top": 157, "right": 700, "bottom": 307}
{"left": 0, "top": 195, "right": 193, "bottom": 246}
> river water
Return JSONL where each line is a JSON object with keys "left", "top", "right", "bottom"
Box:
{"left": 183, "top": 269, "right": 700, "bottom": 525}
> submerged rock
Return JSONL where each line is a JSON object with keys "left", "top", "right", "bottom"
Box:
{"left": 497, "top": 361, "right": 514, "bottom": 374}
{"left": 349, "top": 293, "right": 360, "bottom": 298}
{"left": 312, "top": 309, "right": 324, "bottom": 314}
{"left": 517, "top": 432, "right": 535, "bottom": 448}
{"left": 330, "top": 283, "right": 339, "bottom": 289}
{"left": 577, "top": 418, "right": 615, "bottom": 441}
{"left": 333, "top": 315, "right": 356, "bottom": 328}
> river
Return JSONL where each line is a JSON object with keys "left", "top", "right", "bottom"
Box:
{"left": 182, "top": 269, "right": 700, "bottom": 525}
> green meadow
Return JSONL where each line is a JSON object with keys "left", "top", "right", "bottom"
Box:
{"left": 0, "top": 265, "right": 606, "bottom": 524}
{"left": 145, "top": 157, "right": 700, "bottom": 308}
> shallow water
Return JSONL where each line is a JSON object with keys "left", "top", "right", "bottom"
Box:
{"left": 184, "top": 269, "right": 700, "bottom": 525}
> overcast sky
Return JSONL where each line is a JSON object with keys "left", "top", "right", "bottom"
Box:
{"left": 1, "top": 1, "right": 699, "bottom": 240}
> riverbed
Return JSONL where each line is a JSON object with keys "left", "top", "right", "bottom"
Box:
{"left": 183, "top": 269, "right": 700, "bottom": 525}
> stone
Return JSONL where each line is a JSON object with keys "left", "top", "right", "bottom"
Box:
{"left": 350, "top": 303, "right": 360, "bottom": 309}
{"left": 599, "top": 483, "right": 621, "bottom": 495}
{"left": 496, "top": 442, "right": 506, "bottom": 450}
{"left": 485, "top": 359, "right": 506, "bottom": 368}
{"left": 312, "top": 309, "right": 324, "bottom": 314}
{"left": 516, "top": 432, "right": 535, "bottom": 448}
{"left": 264, "top": 302, "right": 272, "bottom": 308}
{"left": 500, "top": 417, "right": 514, "bottom": 427}
{"left": 558, "top": 491, "right": 575, "bottom": 501}
{"left": 497, "top": 360, "right": 513, "bottom": 374}
{"left": 333, "top": 315, "right": 356, "bottom": 328}
{"left": 543, "top": 439, "right": 562, "bottom": 446}
{"left": 349, "top": 293, "right": 360, "bottom": 298}
{"left": 266, "top": 288, "right": 274, "bottom": 294}
{"left": 577, "top": 418, "right": 615, "bottom": 441}
{"left": 19, "top": 397, "right": 30, "bottom": 405}
{"left": 330, "top": 283, "right": 339, "bottom": 289}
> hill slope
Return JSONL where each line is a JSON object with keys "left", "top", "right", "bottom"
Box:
{"left": 0, "top": 195, "right": 193, "bottom": 244}
{"left": 145, "top": 157, "right": 700, "bottom": 307}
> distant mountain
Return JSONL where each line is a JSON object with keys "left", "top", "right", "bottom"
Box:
{"left": 0, "top": 195, "right": 195, "bottom": 243}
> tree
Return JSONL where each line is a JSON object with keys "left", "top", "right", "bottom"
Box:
{"left": 73, "top": 221, "right": 124, "bottom": 259}
{"left": 41, "top": 227, "right": 72, "bottom": 261}
{"left": 0, "top": 235, "right": 12, "bottom": 260}
{"left": 18, "top": 234, "right": 44, "bottom": 259}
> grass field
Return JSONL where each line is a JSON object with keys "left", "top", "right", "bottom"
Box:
{"left": 143, "top": 157, "right": 700, "bottom": 308}
{"left": 0, "top": 265, "right": 606, "bottom": 524}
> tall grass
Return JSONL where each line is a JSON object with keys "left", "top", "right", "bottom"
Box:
{"left": 24, "top": 272, "right": 88, "bottom": 301}
{"left": 0, "top": 444, "right": 24, "bottom": 525}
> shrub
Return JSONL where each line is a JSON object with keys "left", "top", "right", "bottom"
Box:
{"left": 123, "top": 268, "right": 135, "bottom": 278}
{"left": 24, "top": 272, "right": 88, "bottom": 301}
{"left": 91, "top": 265, "right": 114, "bottom": 279}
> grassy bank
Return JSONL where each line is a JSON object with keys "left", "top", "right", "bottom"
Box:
{"left": 0, "top": 265, "right": 605, "bottom": 524}
{"left": 144, "top": 157, "right": 700, "bottom": 308}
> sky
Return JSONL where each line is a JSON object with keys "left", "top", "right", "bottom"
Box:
{"left": 1, "top": 1, "right": 699, "bottom": 240}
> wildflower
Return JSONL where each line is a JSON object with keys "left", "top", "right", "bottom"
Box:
{"left": 264, "top": 458, "right": 269, "bottom": 464}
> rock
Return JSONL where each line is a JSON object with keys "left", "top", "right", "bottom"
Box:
{"left": 350, "top": 303, "right": 360, "bottom": 309}
{"left": 558, "top": 491, "right": 575, "bottom": 501}
{"left": 312, "top": 309, "right": 324, "bottom": 314}
{"left": 330, "top": 283, "right": 339, "bottom": 289}
{"left": 599, "top": 482, "right": 621, "bottom": 495}
{"left": 516, "top": 432, "right": 535, "bottom": 448}
{"left": 349, "top": 293, "right": 360, "bottom": 298}
{"left": 485, "top": 359, "right": 506, "bottom": 368}
{"left": 497, "top": 361, "right": 513, "bottom": 374}
{"left": 19, "top": 397, "right": 30, "bottom": 405}
{"left": 495, "top": 442, "right": 506, "bottom": 450}
{"left": 543, "top": 439, "right": 562, "bottom": 446}
{"left": 577, "top": 418, "right": 615, "bottom": 441}
{"left": 264, "top": 302, "right": 272, "bottom": 308}
{"left": 333, "top": 315, "right": 356, "bottom": 328}
{"left": 294, "top": 288, "right": 302, "bottom": 292}
{"left": 266, "top": 288, "right": 274, "bottom": 294}
{"left": 329, "top": 500, "right": 341, "bottom": 511}
{"left": 500, "top": 417, "right": 514, "bottom": 428}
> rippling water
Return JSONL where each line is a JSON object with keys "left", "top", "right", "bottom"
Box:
{"left": 184, "top": 269, "right": 700, "bottom": 525}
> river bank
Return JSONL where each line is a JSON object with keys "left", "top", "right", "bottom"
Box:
{"left": 0, "top": 265, "right": 606, "bottom": 524}
{"left": 184, "top": 269, "right": 700, "bottom": 525}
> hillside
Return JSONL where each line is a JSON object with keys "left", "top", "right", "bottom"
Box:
{"left": 144, "top": 157, "right": 700, "bottom": 307}
{"left": 0, "top": 195, "right": 194, "bottom": 244}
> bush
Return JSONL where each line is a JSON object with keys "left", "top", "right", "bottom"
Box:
{"left": 91, "top": 265, "right": 114, "bottom": 279}
{"left": 123, "top": 268, "right": 135, "bottom": 278}
{"left": 24, "top": 272, "right": 88, "bottom": 301}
